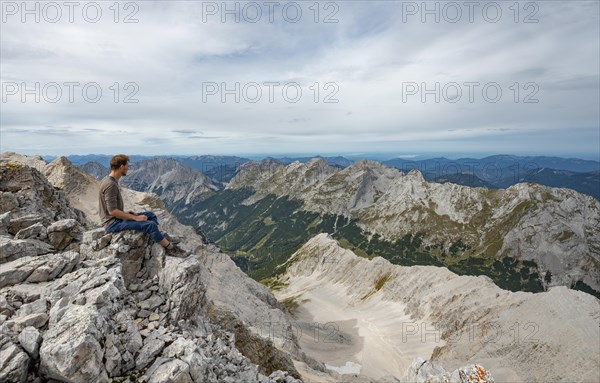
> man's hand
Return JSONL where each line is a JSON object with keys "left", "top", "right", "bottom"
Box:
{"left": 109, "top": 209, "right": 145, "bottom": 221}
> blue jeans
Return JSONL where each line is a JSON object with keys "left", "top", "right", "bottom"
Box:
{"left": 105, "top": 211, "right": 165, "bottom": 243}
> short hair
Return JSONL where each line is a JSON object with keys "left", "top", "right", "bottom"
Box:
{"left": 110, "top": 154, "right": 130, "bottom": 170}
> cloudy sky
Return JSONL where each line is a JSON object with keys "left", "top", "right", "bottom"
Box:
{"left": 1, "top": 0, "right": 599, "bottom": 159}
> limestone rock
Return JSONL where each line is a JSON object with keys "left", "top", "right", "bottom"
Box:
{"left": 136, "top": 338, "right": 166, "bottom": 370}
{"left": 0, "top": 251, "right": 80, "bottom": 288}
{"left": 0, "top": 162, "right": 87, "bottom": 229}
{"left": 47, "top": 219, "right": 82, "bottom": 251}
{"left": 0, "top": 341, "right": 29, "bottom": 383}
{"left": 146, "top": 358, "right": 193, "bottom": 383}
{"left": 7, "top": 214, "right": 46, "bottom": 235}
{"left": 39, "top": 305, "right": 109, "bottom": 382}
{"left": 15, "top": 223, "right": 47, "bottom": 241}
{"left": 0, "top": 237, "right": 54, "bottom": 264}
{"left": 0, "top": 192, "right": 19, "bottom": 214}
{"left": 15, "top": 298, "right": 48, "bottom": 318}
{"left": 82, "top": 227, "right": 106, "bottom": 244}
{"left": 4, "top": 312, "right": 48, "bottom": 333}
{"left": 0, "top": 212, "right": 10, "bottom": 235}
{"left": 19, "top": 326, "right": 42, "bottom": 359}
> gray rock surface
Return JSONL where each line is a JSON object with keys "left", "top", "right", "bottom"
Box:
{"left": 40, "top": 305, "right": 110, "bottom": 382}
{"left": 19, "top": 326, "right": 42, "bottom": 359}
{"left": 0, "top": 340, "right": 29, "bottom": 383}
{"left": 15, "top": 222, "right": 47, "bottom": 241}
{"left": 0, "top": 251, "right": 79, "bottom": 288}
{"left": 0, "top": 236, "right": 55, "bottom": 264}
{"left": 47, "top": 218, "right": 82, "bottom": 250}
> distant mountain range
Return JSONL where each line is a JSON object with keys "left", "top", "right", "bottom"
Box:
{"left": 69, "top": 154, "right": 599, "bottom": 200}
{"left": 382, "top": 155, "right": 599, "bottom": 198}
{"left": 383, "top": 154, "right": 600, "bottom": 174}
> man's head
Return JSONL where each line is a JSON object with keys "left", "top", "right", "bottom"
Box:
{"left": 110, "top": 154, "right": 130, "bottom": 176}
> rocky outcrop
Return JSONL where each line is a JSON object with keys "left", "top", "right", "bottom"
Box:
{"left": 0, "top": 152, "right": 46, "bottom": 173}
{"left": 0, "top": 161, "right": 306, "bottom": 382}
{"left": 0, "top": 164, "right": 86, "bottom": 266}
{"left": 0, "top": 163, "right": 87, "bottom": 230}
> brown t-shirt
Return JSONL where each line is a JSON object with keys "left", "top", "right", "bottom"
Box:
{"left": 99, "top": 176, "right": 123, "bottom": 227}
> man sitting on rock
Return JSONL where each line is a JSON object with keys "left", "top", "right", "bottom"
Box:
{"left": 98, "top": 154, "right": 186, "bottom": 257}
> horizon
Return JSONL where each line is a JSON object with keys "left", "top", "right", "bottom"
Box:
{"left": 24, "top": 151, "right": 600, "bottom": 163}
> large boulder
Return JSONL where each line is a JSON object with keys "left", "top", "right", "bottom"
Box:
{"left": 39, "top": 305, "right": 110, "bottom": 382}
{"left": 47, "top": 219, "right": 82, "bottom": 250}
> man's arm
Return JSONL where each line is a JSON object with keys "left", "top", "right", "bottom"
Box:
{"left": 109, "top": 209, "right": 147, "bottom": 221}
{"left": 103, "top": 182, "right": 145, "bottom": 221}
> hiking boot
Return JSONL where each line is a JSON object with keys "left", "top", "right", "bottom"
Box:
{"left": 163, "top": 232, "right": 181, "bottom": 244}
{"left": 166, "top": 244, "right": 188, "bottom": 258}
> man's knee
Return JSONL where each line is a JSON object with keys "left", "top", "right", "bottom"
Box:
{"left": 142, "top": 221, "right": 158, "bottom": 233}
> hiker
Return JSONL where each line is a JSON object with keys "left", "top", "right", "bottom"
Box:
{"left": 98, "top": 154, "right": 186, "bottom": 257}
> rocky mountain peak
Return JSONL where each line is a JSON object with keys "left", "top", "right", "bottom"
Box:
{"left": 121, "top": 158, "right": 219, "bottom": 206}
{"left": 226, "top": 159, "right": 284, "bottom": 190}
{"left": 346, "top": 159, "right": 389, "bottom": 173}
{"left": 404, "top": 168, "right": 426, "bottom": 182}
{"left": 305, "top": 157, "right": 328, "bottom": 167}
{"left": 81, "top": 161, "right": 109, "bottom": 180}
{"left": 43, "top": 156, "right": 98, "bottom": 195}
{"left": 51, "top": 156, "right": 71, "bottom": 166}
